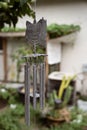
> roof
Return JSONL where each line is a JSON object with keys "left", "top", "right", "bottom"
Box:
{"left": 0, "top": 32, "right": 25, "bottom": 38}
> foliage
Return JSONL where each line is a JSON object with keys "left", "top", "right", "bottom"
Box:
{"left": 12, "top": 45, "right": 45, "bottom": 81}
{"left": 10, "top": 103, "right": 24, "bottom": 117}
{"left": 50, "top": 123, "right": 82, "bottom": 130}
{"left": 0, "top": 86, "right": 10, "bottom": 100}
{"left": 58, "top": 76, "right": 75, "bottom": 100}
{"left": 0, "top": 104, "right": 29, "bottom": 130}
{"left": 47, "top": 107, "right": 87, "bottom": 130}
{"left": 0, "top": 0, "right": 35, "bottom": 29}
{"left": 12, "top": 45, "right": 45, "bottom": 63}
{"left": 12, "top": 45, "right": 33, "bottom": 66}
{"left": 1, "top": 104, "right": 87, "bottom": 130}
{"left": 0, "top": 102, "right": 41, "bottom": 130}
{"left": 30, "top": 104, "right": 42, "bottom": 124}
{"left": 1, "top": 27, "right": 25, "bottom": 32}
{"left": 1, "top": 83, "right": 87, "bottom": 130}
{"left": 79, "top": 95, "right": 87, "bottom": 101}
{"left": 0, "top": 109, "right": 21, "bottom": 130}
{"left": 45, "top": 76, "right": 76, "bottom": 124}
{"left": 0, "top": 85, "right": 20, "bottom": 104}
{"left": 47, "top": 23, "right": 80, "bottom": 39}
{"left": 48, "top": 76, "right": 75, "bottom": 108}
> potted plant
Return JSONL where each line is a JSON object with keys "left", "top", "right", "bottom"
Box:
{"left": 41, "top": 75, "right": 76, "bottom": 126}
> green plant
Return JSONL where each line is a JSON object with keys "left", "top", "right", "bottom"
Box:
{"left": 48, "top": 76, "right": 75, "bottom": 108}
{"left": 12, "top": 45, "right": 45, "bottom": 81}
{"left": 47, "top": 23, "right": 80, "bottom": 39}
{"left": 0, "top": 0, "right": 35, "bottom": 30}
{"left": 0, "top": 85, "right": 20, "bottom": 104}
{"left": 0, "top": 109, "right": 21, "bottom": 130}
{"left": 1, "top": 27, "right": 26, "bottom": 32}
{"left": 10, "top": 104, "right": 24, "bottom": 117}
{"left": 49, "top": 107, "right": 87, "bottom": 130}
{"left": 0, "top": 87, "right": 10, "bottom": 100}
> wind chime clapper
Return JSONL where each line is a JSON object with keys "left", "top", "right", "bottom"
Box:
{"left": 23, "top": 16, "right": 47, "bottom": 126}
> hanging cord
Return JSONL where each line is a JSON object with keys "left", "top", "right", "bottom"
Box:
{"left": 32, "top": 0, "right": 37, "bottom": 53}
{"left": 32, "top": 0, "right": 37, "bottom": 22}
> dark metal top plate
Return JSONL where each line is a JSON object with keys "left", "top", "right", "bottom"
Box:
{"left": 25, "top": 18, "right": 47, "bottom": 47}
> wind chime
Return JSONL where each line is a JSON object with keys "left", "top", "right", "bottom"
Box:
{"left": 23, "top": 0, "right": 47, "bottom": 126}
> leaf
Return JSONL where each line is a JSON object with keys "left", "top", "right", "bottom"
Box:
{"left": 0, "top": 0, "right": 34, "bottom": 29}
{"left": 20, "top": 0, "right": 30, "bottom": 6}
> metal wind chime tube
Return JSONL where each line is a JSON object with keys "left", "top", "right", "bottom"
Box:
{"left": 42, "top": 62, "right": 45, "bottom": 108}
{"left": 25, "top": 62, "right": 30, "bottom": 126}
{"left": 33, "top": 64, "right": 37, "bottom": 109}
{"left": 39, "top": 63, "right": 43, "bottom": 109}
{"left": 39, "top": 62, "right": 45, "bottom": 109}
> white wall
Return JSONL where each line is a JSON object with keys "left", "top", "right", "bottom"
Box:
{"left": 15, "top": 1, "right": 87, "bottom": 92}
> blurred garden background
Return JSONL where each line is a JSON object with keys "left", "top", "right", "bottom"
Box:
{"left": 0, "top": 0, "right": 87, "bottom": 130}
